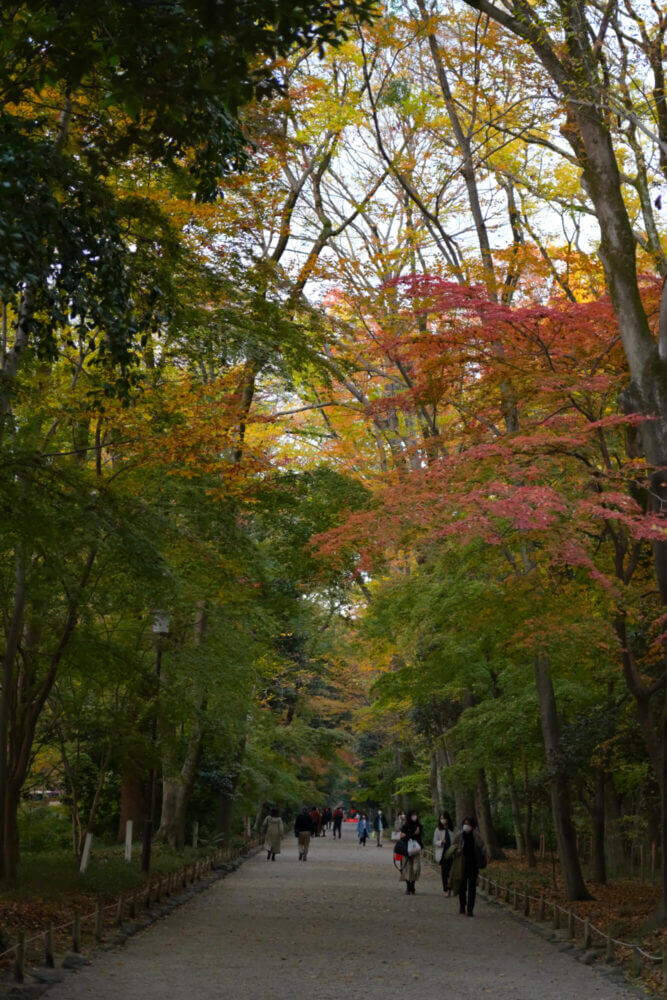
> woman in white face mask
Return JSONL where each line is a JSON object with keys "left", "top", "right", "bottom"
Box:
{"left": 399, "top": 809, "right": 424, "bottom": 895}
{"left": 448, "top": 816, "right": 487, "bottom": 916}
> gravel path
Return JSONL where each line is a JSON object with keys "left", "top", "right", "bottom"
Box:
{"left": 46, "top": 825, "right": 639, "bottom": 1000}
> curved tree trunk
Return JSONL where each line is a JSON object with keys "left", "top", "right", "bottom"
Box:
{"left": 476, "top": 768, "right": 505, "bottom": 860}
{"left": 534, "top": 652, "right": 590, "bottom": 900}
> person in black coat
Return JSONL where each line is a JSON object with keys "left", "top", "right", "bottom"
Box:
{"left": 294, "top": 807, "right": 315, "bottom": 861}
{"left": 399, "top": 810, "right": 424, "bottom": 895}
{"left": 451, "top": 816, "right": 487, "bottom": 916}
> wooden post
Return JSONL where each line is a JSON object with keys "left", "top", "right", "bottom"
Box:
{"left": 539, "top": 895, "right": 545, "bottom": 921}
{"left": 193, "top": 821, "right": 199, "bottom": 848}
{"left": 505, "top": 884, "right": 510, "bottom": 904}
{"left": 567, "top": 908, "right": 574, "bottom": 939}
{"left": 156, "top": 878, "right": 162, "bottom": 904}
{"left": 553, "top": 904, "right": 560, "bottom": 930}
{"left": 73, "top": 911, "right": 81, "bottom": 953}
{"left": 14, "top": 932, "right": 25, "bottom": 984}
{"left": 640, "top": 844, "right": 645, "bottom": 883}
{"left": 605, "top": 935, "right": 614, "bottom": 963}
{"left": 124, "top": 819, "right": 133, "bottom": 862}
{"left": 652, "top": 841, "right": 656, "bottom": 882}
{"left": 584, "top": 919, "right": 591, "bottom": 950}
{"left": 79, "top": 832, "right": 93, "bottom": 874}
{"left": 129, "top": 896, "right": 136, "bottom": 919}
{"left": 662, "top": 945, "right": 667, "bottom": 989}
{"left": 539, "top": 833, "right": 545, "bottom": 858}
{"left": 631, "top": 947, "right": 642, "bottom": 977}
{"left": 95, "top": 900, "right": 103, "bottom": 941}
{"left": 524, "top": 892, "right": 530, "bottom": 917}
{"left": 115, "top": 896, "right": 124, "bottom": 927}
{"left": 45, "top": 924, "right": 54, "bottom": 968}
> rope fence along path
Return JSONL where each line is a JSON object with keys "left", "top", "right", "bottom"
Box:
{"left": 420, "top": 848, "right": 667, "bottom": 989}
{"left": 479, "top": 874, "right": 666, "bottom": 987}
{"left": 0, "top": 838, "right": 260, "bottom": 983}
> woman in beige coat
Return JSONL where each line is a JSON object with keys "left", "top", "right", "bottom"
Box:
{"left": 262, "top": 807, "right": 284, "bottom": 860}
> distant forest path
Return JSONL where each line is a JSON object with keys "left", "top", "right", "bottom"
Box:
{"left": 47, "top": 826, "right": 638, "bottom": 1000}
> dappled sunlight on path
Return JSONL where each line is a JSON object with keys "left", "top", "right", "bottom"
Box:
{"left": 47, "top": 826, "right": 636, "bottom": 1000}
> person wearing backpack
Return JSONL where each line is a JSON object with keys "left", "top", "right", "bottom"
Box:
{"left": 399, "top": 809, "right": 423, "bottom": 895}
{"left": 448, "top": 816, "right": 487, "bottom": 916}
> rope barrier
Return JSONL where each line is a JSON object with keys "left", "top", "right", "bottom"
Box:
{"left": 0, "top": 839, "right": 260, "bottom": 970}
{"left": 480, "top": 876, "right": 663, "bottom": 963}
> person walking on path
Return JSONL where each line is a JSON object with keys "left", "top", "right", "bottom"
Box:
{"left": 393, "top": 811, "right": 406, "bottom": 838}
{"left": 399, "top": 809, "right": 423, "bottom": 895}
{"left": 373, "top": 809, "right": 385, "bottom": 847}
{"left": 295, "top": 807, "right": 315, "bottom": 861}
{"left": 448, "top": 816, "right": 487, "bottom": 916}
{"left": 262, "top": 807, "right": 284, "bottom": 861}
{"left": 433, "top": 812, "right": 453, "bottom": 894}
{"left": 332, "top": 806, "right": 343, "bottom": 839}
{"left": 357, "top": 813, "right": 370, "bottom": 845}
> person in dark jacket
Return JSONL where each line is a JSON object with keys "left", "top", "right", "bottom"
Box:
{"left": 294, "top": 807, "right": 315, "bottom": 861}
{"left": 399, "top": 809, "right": 424, "bottom": 895}
{"left": 332, "top": 807, "right": 344, "bottom": 839}
{"left": 372, "top": 808, "right": 385, "bottom": 847}
{"left": 450, "top": 816, "right": 487, "bottom": 916}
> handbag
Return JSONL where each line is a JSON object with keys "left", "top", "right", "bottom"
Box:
{"left": 407, "top": 838, "right": 422, "bottom": 857}
{"left": 449, "top": 851, "right": 464, "bottom": 893}
{"left": 391, "top": 830, "right": 400, "bottom": 841}
{"left": 434, "top": 845, "right": 443, "bottom": 864}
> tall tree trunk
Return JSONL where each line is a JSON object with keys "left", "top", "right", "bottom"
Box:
{"left": 475, "top": 768, "right": 505, "bottom": 859}
{"left": 118, "top": 763, "right": 145, "bottom": 843}
{"left": 534, "top": 652, "right": 590, "bottom": 900}
{"left": 157, "top": 605, "right": 207, "bottom": 849}
{"left": 507, "top": 770, "right": 525, "bottom": 856}
{"left": 591, "top": 769, "right": 607, "bottom": 885}
{"left": 522, "top": 756, "right": 536, "bottom": 867}
{"left": 216, "top": 735, "right": 247, "bottom": 842}
{"left": 454, "top": 787, "right": 477, "bottom": 829}
{"left": 0, "top": 554, "right": 26, "bottom": 883}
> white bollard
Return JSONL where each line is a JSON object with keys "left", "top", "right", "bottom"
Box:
{"left": 79, "top": 832, "right": 93, "bottom": 873}
{"left": 124, "top": 820, "right": 133, "bottom": 861}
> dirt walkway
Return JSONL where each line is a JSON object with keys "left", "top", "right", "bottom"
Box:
{"left": 47, "top": 825, "right": 639, "bottom": 1000}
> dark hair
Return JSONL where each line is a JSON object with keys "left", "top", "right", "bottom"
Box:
{"left": 462, "top": 816, "right": 477, "bottom": 829}
{"left": 439, "top": 811, "right": 453, "bottom": 829}
{"left": 270, "top": 807, "right": 279, "bottom": 818}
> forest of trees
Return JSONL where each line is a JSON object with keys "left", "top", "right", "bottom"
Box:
{"left": 2, "top": 0, "right": 667, "bottom": 926}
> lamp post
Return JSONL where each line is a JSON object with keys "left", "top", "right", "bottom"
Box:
{"left": 141, "top": 611, "right": 170, "bottom": 874}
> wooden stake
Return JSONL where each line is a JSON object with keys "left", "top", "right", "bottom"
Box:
{"left": 73, "top": 911, "right": 81, "bottom": 953}
{"left": 115, "top": 896, "right": 124, "bottom": 927}
{"left": 567, "top": 909, "right": 574, "bottom": 939}
{"left": 124, "top": 819, "right": 133, "bottom": 861}
{"left": 45, "top": 924, "right": 54, "bottom": 968}
{"left": 584, "top": 919, "right": 591, "bottom": 950}
{"left": 95, "top": 901, "right": 103, "bottom": 941}
{"left": 605, "top": 935, "right": 614, "bottom": 963}
{"left": 14, "top": 932, "right": 25, "bottom": 983}
{"left": 539, "top": 895, "right": 545, "bottom": 921}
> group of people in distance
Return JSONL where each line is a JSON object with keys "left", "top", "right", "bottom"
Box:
{"left": 262, "top": 803, "right": 488, "bottom": 916}
{"left": 291, "top": 805, "right": 345, "bottom": 860}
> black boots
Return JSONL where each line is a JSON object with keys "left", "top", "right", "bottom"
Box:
{"left": 405, "top": 881, "right": 416, "bottom": 895}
